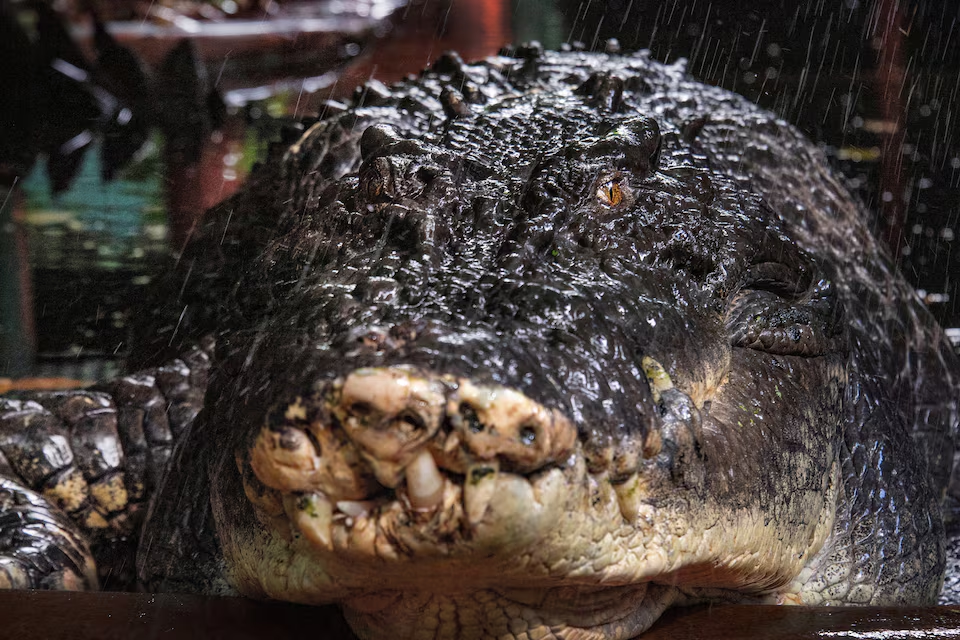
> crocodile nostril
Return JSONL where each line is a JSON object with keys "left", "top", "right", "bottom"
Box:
{"left": 519, "top": 425, "right": 537, "bottom": 446}
{"left": 396, "top": 411, "right": 427, "bottom": 434}
{"left": 454, "top": 380, "right": 578, "bottom": 474}
{"left": 460, "top": 404, "right": 484, "bottom": 433}
{"left": 333, "top": 368, "right": 447, "bottom": 487}
{"left": 350, "top": 401, "right": 375, "bottom": 418}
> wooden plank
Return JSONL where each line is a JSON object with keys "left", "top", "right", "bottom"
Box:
{"left": 0, "top": 591, "right": 355, "bottom": 640}
{"left": 645, "top": 603, "right": 960, "bottom": 639}
{"left": 0, "top": 377, "right": 91, "bottom": 394}
{"left": 0, "top": 591, "right": 959, "bottom": 639}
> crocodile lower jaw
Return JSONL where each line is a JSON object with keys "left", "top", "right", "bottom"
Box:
{"left": 341, "top": 583, "right": 682, "bottom": 640}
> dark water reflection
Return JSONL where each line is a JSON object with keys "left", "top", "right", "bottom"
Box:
{"left": 1, "top": 0, "right": 958, "bottom": 377}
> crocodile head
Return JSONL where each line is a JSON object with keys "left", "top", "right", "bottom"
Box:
{"left": 160, "top": 50, "right": 950, "bottom": 639}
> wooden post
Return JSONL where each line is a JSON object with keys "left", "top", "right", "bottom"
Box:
{"left": 164, "top": 112, "right": 246, "bottom": 252}
{"left": 0, "top": 181, "right": 36, "bottom": 376}
{"left": 328, "top": 0, "right": 512, "bottom": 101}
{"left": 874, "top": 0, "right": 907, "bottom": 262}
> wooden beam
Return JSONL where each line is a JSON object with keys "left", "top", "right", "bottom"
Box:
{"left": 0, "top": 591, "right": 959, "bottom": 639}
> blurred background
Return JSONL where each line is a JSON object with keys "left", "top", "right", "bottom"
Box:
{"left": 1, "top": 0, "right": 958, "bottom": 385}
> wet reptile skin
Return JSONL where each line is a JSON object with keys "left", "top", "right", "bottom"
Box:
{"left": 2, "top": 45, "right": 960, "bottom": 638}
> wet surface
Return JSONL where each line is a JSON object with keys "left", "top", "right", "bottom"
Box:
{"left": 1, "top": 3, "right": 959, "bottom": 637}
{"left": 2, "top": 0, "right": 958, "bottom": 378}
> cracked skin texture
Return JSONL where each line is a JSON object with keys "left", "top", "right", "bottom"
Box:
{"left": 124, "top": 46, "right": 960, "bottom": 638}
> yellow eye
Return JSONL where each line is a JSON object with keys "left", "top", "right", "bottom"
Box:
{"left": 597, "top": 180, "right": 623, "bottom": 206}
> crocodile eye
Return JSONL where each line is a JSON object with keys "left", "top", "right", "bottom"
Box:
{"left": 597, "top": 179, "right": 624, "bottom": 206}
{"left": 726, "top": 280, "right": 842, "bottom": 357}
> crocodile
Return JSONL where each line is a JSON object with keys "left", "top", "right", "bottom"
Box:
{"left": 1, "top": 44, "right": 958, "bottom": 639}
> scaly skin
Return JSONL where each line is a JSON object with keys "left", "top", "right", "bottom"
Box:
{"left": 0, "top": 341, "right": 211, "bottom": 590}
{"left": 2, "top": 45, "right": 959, "bottom": 639}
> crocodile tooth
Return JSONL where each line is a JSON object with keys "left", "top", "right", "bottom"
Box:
{"left": 641, "top": 356, "right": 674, "bottom": 403}
{"left": 287, "top": 492, "right": 333, "bottom": 548}
{"left": 406, "top": 450, "right": 445, "bottom": 511}
{"left": 613, "top": 474, "right": 644, "bottom": 524}
{"left": 336, "top": 500, "right": 376, "bottom": 518}
{"left": 464, "top": 460, "right": 499, "bottom": 526}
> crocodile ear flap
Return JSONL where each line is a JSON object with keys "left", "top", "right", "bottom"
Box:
{"left": 585, "top": 116, "right": 662, "bottom": 174}
{"left": 439, "top": 86, "right": 473, "bottom": 120}
{"left": 360, "top": 124, "right": 402, "bottom": 161}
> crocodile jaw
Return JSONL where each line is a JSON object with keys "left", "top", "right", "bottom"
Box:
{"left": 217, "top": 385, "right": 840, "bottom": 639}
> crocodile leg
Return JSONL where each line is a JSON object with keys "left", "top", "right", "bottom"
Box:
{"left": 0, "top": 476, "right": 97, "bottom": 590}
{"left": 0, "top": 341, "right": 211, "bottom": 590}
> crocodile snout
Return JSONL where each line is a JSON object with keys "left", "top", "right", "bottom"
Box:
{"left": 247, "top": 366, "right": 578, "bottom": 546}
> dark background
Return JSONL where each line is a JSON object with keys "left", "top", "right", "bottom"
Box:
{"left": 552, "top": 0, "right": 960, "bottom": 325}
{"left": 1, "top": 0, "right": 958, "bottom": 378}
